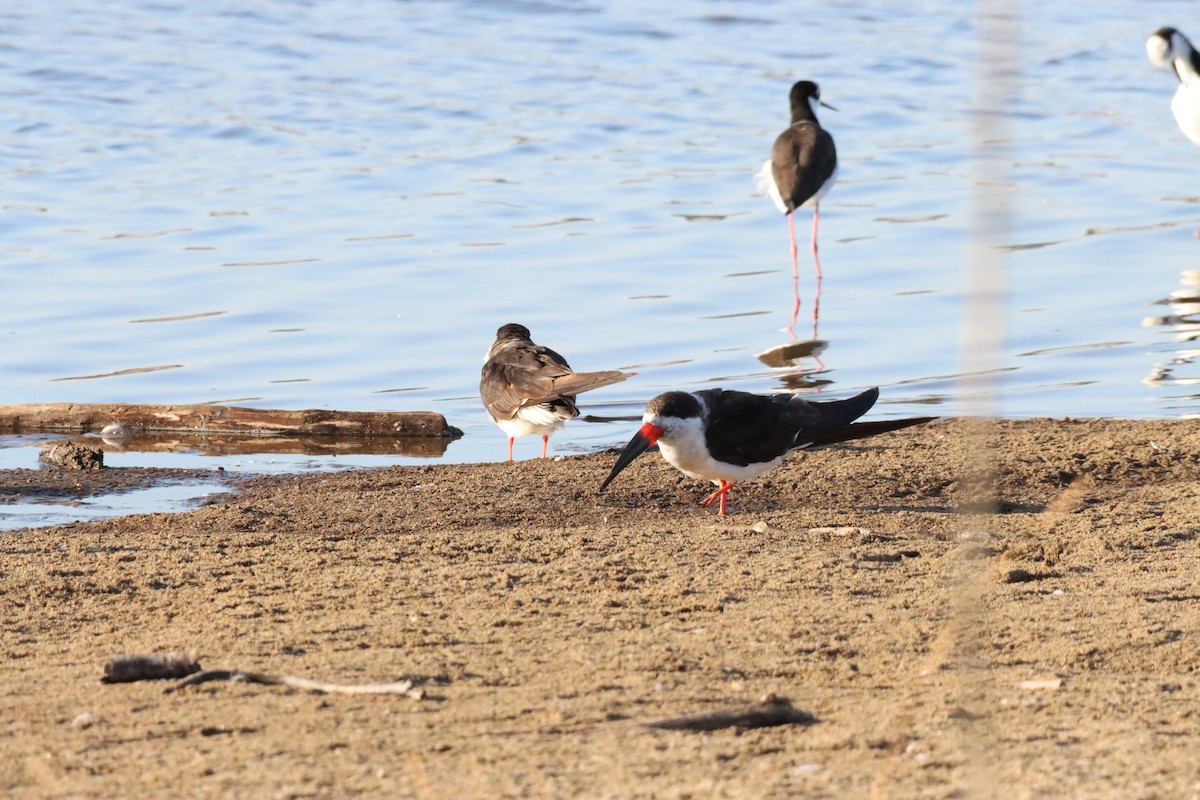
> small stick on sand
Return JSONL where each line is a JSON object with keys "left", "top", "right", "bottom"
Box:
{"left": 101, "top": 652, "right": 202, "bottom": 683}
{"left": 166, "top": 669, "right": 424, "bottom": 698}
{"left": 643, "top": 694, "right": 815, "bottom": 732}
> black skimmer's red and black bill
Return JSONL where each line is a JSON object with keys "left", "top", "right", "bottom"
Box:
{"left": 599, "top": 387, "right": 933, "bottom": 516}
{"left": 756, "top": 80, "right": 839, "bottom": 280}
{"left": 1147, "top": 27, "right": 1200, "bottom": 146}
{"left": 481, "top": 323, "right": 634, "bottom": 461}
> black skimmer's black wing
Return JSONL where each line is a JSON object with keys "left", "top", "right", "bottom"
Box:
{"left": 799, "top": 392, "right": 935, "bottom": 448}
{"left": 693, "top": 387, "right": 882, "bottom": 468}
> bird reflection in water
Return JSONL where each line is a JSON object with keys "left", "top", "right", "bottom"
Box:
{"left": 784, "top": 266, "right": 824, "bottom": 343}
{"left": 1142, "top": 269, "right": 1200, "bottom": 392}
{"left": 755, "top": 336, "right": 832, "bottom": 392}
{"left": 761, "top": 253, "right": 829, "bottom": 387}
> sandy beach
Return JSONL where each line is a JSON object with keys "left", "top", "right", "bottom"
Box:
{"left": 4, "top": 416, "right": 1200, "bottom": 799}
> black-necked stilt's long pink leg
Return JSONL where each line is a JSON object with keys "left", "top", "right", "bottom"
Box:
{"left": 784, "top": 211, "right": 802, "bottom": 337}
{"left": 788, "top": 211, "right": 800, "bottom": 279}
{"left": 811, "top": 203, "right": 823, "bottom": 280}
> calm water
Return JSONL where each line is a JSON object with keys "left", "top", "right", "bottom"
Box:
{"left": 5, "top": 0, "right": 1200, "bottom": 469}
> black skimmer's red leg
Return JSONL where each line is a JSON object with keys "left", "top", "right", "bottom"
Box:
{"left": 1147, "top": 28, "right": 1200, "bottom": 146}
{"left": 600, "top": 387, "right": 933, "bottom": 517}
{"left": 700, "top": 480, "right": 734, "bottom": 516}
{"left": 481, "top": 323, "right": 635, "bottom": 462}
{"left": 758, "top": 80, "right": 838, "bottom": 282}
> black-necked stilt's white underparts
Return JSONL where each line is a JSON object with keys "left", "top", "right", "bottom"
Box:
{"left": 599, "top": 387, "right": 934, "bottom": 517}
{"left": 1147, "top": 27, "right": 1200, "bottom": 146}
{"left": 481, "top": 323, "right": 634, "bottom": 461}
{"left": 757, "top": 80, "right": 839, "bottom": 282}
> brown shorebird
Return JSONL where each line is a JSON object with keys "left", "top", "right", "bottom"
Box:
{"left": 481, "top": 323, "right": 633, "bottom": 461}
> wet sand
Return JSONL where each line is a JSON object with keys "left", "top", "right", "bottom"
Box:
{"left": 3, "top": 417, "right": 1200, "bottom": 799}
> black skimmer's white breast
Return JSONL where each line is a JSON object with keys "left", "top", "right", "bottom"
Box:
{"left": 756, "top": 80, "right": 839, "bottom": 278}
{"left": 599, "top": 387, "right": 933, "bottom": 516}
{"left": 1147, "top": 27, "right": 1200, "bottom": 146}
{"left": 481, "top": 323, "right": 634, "bottom": 461}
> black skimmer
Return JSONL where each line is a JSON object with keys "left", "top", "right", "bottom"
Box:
{"left": 481, "top": 323, "right": 633, "bottom": 461}
{"left": 1147, "top": 27, "right": 1200, "bottom": 146}
{"left": 757, "top": 80, "right": 839, "bottom": 280}
{"left": 599, "top": 387, "right": 933, "bottom": 516}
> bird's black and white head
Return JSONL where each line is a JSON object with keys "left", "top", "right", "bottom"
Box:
{"left": 1147, "top": 27, "right": 1200, "bottom": 82}
{"left": 788, "top": 80, "right": 837, "bottom": 123}
{"left": 598, "top": 391, "right": 704, "bottom": 491}
{"left": 640, "top": 391, "right": 705, "bottom": 442}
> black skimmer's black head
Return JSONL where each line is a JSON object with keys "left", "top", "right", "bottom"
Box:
{"left": 480, "top": 323, "right": 634, "bottom": 462}
{"left": 1147, "top": 27, "right": 1200, "bottom": 146}
{"left": 757, "top": 79, "right": 840, "bottom": 280}
{"left": 601, "top": 387, "right": 934, "bottom": 516}
{"left": 598, "top": 391, "right": 701, "bottom": 493}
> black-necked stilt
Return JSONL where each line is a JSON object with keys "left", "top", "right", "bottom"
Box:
{"left": 599, "top": 387, "right": 933, "bottom": 516}
{"left": 757, "top": 80, "right": 839, "bottom": 280}
{"left": 1147, "top": 27, "right": 1200, "bottom": 146}
{"left": 481, "top": 323, "right": 634, "bottom": 461}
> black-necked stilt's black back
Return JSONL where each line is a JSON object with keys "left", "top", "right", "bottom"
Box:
{"left": 757, "top": 80, "right": 839, "bottom": 280}
{"left": 480, "top": 323, "right": 633, "bottom": 461}
{"left": 1147, "top": 27, "right": 1200, "bottom": 146}
{"left": 599, "top": 386, "right": 933, "bottom": 517}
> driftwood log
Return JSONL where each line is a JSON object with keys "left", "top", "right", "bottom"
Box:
{"left": 92, "top": 433, "right": 455, "bottom": 458}
{"left": 0, "top": 403, "right": 461, "bottom": 439}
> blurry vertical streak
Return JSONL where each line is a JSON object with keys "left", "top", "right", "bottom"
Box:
{"left": 959, "top": 0, "right": 1018, "bottom": 794}
{"left": 963, "top": 8, "right": 1015, "bottom": 429}
{"left": 870, "top": 6, "right": 1018, "bottom": 792}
